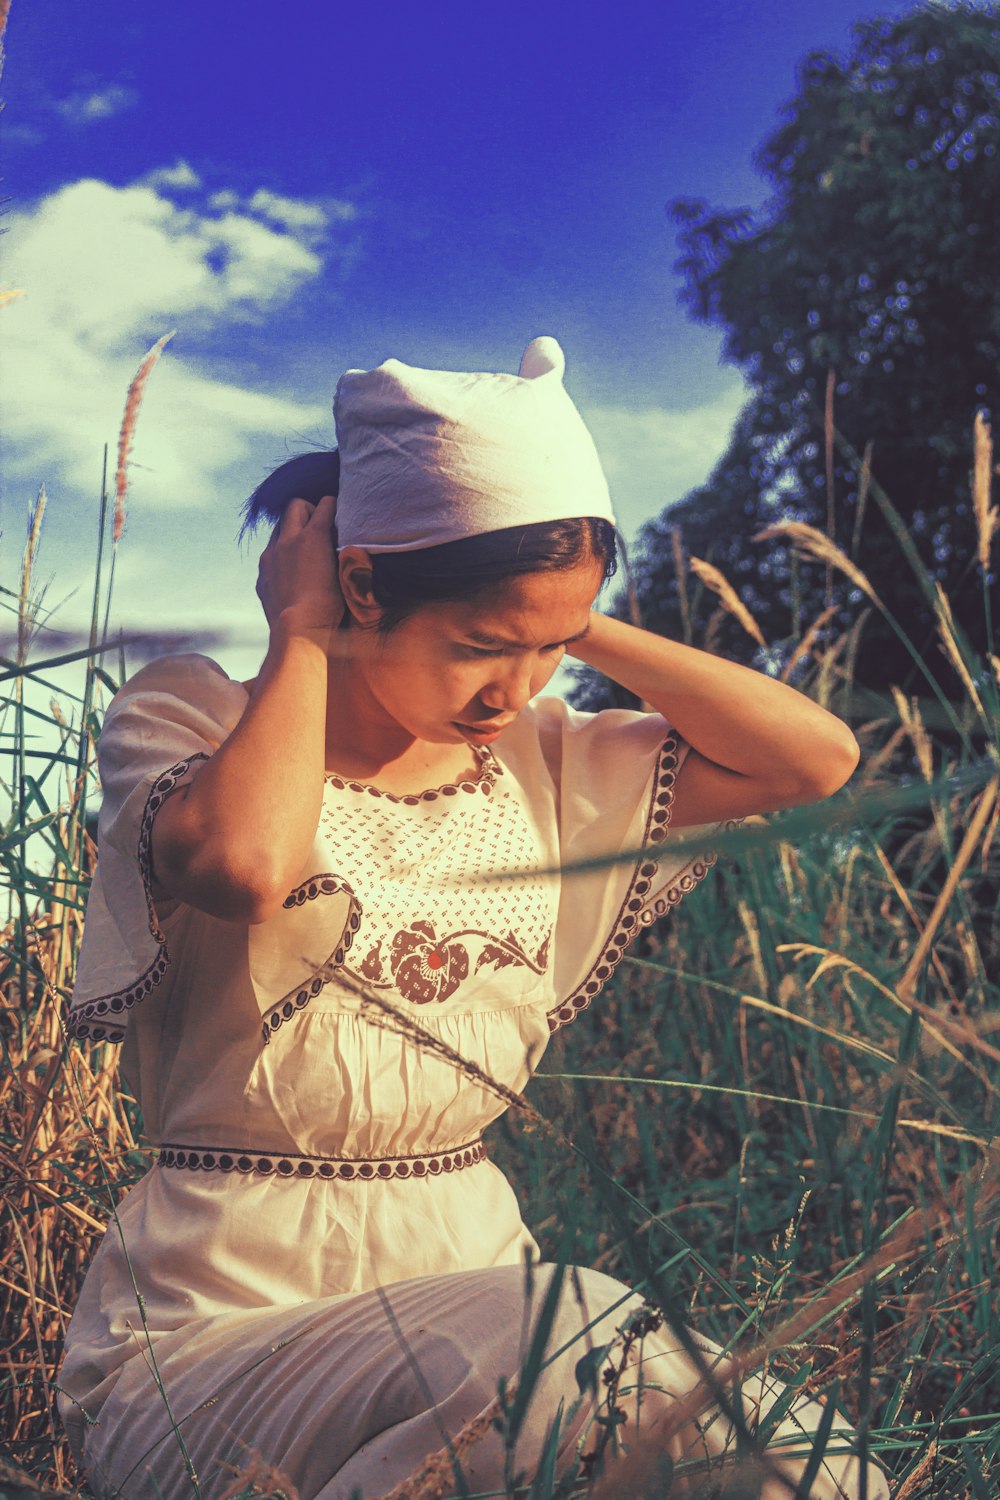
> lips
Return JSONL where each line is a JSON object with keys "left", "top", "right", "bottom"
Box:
{"left": 455, "top": 720, "right": 515, "bottom": 734}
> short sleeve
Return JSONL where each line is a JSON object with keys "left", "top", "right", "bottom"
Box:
{"left": 495, "top": 696, "right": 732, "bottom": 1034}
{"left": 66, "top": 654, "right": 248, "bottom": 1043}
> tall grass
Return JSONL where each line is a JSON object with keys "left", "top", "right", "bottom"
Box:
{"left": 1, "top": 366, "right": 998, "bottom": 1497}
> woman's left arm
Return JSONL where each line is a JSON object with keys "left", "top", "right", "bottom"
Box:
{"left": 568, "top": 613, "right": 860, "bottom": 827}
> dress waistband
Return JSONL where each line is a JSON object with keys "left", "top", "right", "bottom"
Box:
{"left": 157, "top": 1138, "right": 487, "bottom": 1181}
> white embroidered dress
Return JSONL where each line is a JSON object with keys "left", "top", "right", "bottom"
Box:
{"left": 60, "top": 654, "right": 886, "bottom": 1500}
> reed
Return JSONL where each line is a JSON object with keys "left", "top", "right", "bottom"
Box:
{"left": 1, "top": 400, "right": 998, "bottom": 1498}
{"left": 685, "top": 556, "right": 766, "bottom": 649}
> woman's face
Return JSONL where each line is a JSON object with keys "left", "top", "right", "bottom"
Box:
{"left": 353, "top": 557, "right": 605, "bottom": 746}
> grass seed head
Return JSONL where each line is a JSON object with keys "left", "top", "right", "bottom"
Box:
{"left": 687, "top": 555, "right": 766, "bottom": 647}
{"left": 113, "top": 330, "right": 175, "bottom": 543}
{"left": 972, "top": 410, "right": 997, "bottom": 574}
{"left": 18, "top": 486, "right": 47, "bottom": 664}
{"left": 754, "top": 520, "right": 878, "bottom": 606}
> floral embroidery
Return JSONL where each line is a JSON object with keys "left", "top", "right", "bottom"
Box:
{"left": 345, "top": 920, "right": 551, "bottom": 1007}
{"left": 476, "top": 930, "right": 550, "bottom": 976}
{"left": 358, "top": 941, "right": 385, "bottom": 983}
{"left": 389, "top": 921, "right": 470, "bottom": 1005}
{"left": 476, "top": 942, "right": 518, "bottom": 975}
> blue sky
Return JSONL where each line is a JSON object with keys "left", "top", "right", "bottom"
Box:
{"left": 2, "top": 0, "right": 916, "bottom": 683}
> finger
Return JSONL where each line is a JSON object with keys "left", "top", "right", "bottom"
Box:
{"left": 313, "top": 490, "right": 338, "bottom": 518}
{"left": 309, "top": 491, "right": 338, "bottom": 534}
{"left": 278, "top": 496, "right": 317, "bottom": 535}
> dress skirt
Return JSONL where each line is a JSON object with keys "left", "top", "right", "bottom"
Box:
{"left": 74, "top": 1263, "right": 888, "bottom": 1500}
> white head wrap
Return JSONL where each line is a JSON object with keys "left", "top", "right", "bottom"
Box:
{"left": 333, "top": 336, "right": 615, "bottom": 552}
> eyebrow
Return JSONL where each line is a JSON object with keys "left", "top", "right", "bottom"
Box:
{"left": 465, "top": 626, "right": 591, "bottom": 649}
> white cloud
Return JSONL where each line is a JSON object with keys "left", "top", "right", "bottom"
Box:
{"left": 3, "top": 178, "right": 326, "bottom": 353}
{"left": 208, "top": 189, "right": 241, "bottom": 212}
{"left": 0, "top": 173, "right": 346, "bottom": 547}
{"left": 207, "top": 188, "right": 355, "bottom": 237}
{"left": 325, "top": 199, "right": 361, "bottom": 224}
{"left": 144, "top": 160, "right": 202, "bottom": 191}
{"left": 583, "top": 386, "right": 748, "bottom": 540}
{"left": 249, "top": 189, "right": 329, "bottom": 231}
{"left": 56, "top": 84, "right": 137, "bottom": 123}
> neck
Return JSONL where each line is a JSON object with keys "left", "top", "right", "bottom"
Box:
{"left": 323, "top": 647, "right": 476, "bottom": 788}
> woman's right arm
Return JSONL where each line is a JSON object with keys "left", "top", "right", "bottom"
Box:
{"left": 149, "top": 493, "right": 341, "bottom": 924}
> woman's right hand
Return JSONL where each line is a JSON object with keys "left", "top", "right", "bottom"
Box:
{"left": 154, "top": 492, "right": 340, "bottom": 922}
{"left": 256, "top": 492, "right": 344, "bottom": 647}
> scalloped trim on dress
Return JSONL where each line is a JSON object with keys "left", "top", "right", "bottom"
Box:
{"left": 158, "top": 1136, "right": 487, "bottom": 1180}
{"left": 545, "top": 733, "right": 730, "bottom": 1035}
{"left": 67, "top": 754, "right": 209, "bottom": 1043}
{"left": 324, "top": 743, "right": 501, "bottom": 805}
{"left": 260, "top": 874, "right": 363, "bottom": 1043}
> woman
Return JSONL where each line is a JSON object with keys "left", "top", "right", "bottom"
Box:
{"left": 60, "top": 339, "right": 887, "bottom": 1499}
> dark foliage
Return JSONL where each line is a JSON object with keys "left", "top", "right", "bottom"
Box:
{"left": 579, "top": 3, "right": 1000, "bottom": 709}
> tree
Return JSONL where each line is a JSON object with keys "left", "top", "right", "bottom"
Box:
{"left": 579, "top": 2, "right": 1000, "bottom": 709}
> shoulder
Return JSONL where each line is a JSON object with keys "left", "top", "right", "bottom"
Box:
{"left": 500, "top": 695, "right": 673, "bottom": 763}
{"left": 99, "top": 654, "right": 249, "bottom": 775}
{"left": 493, "top": 697, "right": 678, "bottom": 814}
{"left": 108, "top": 652, "right": 240, "bottom": 710}
{"left": 105, "top": 653, "right": 247, "bottom": 726}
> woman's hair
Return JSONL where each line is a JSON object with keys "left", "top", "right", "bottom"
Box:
{"left": 242, "top": 450, "right": 618, "bottom": 632}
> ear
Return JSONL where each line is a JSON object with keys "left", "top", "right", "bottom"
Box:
{"left": 338, "top": 547, "right": 382, "bottom": 627}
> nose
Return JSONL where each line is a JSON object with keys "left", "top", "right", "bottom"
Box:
{"left": 479, "top": 656, "right": 536, "bottom": 716}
